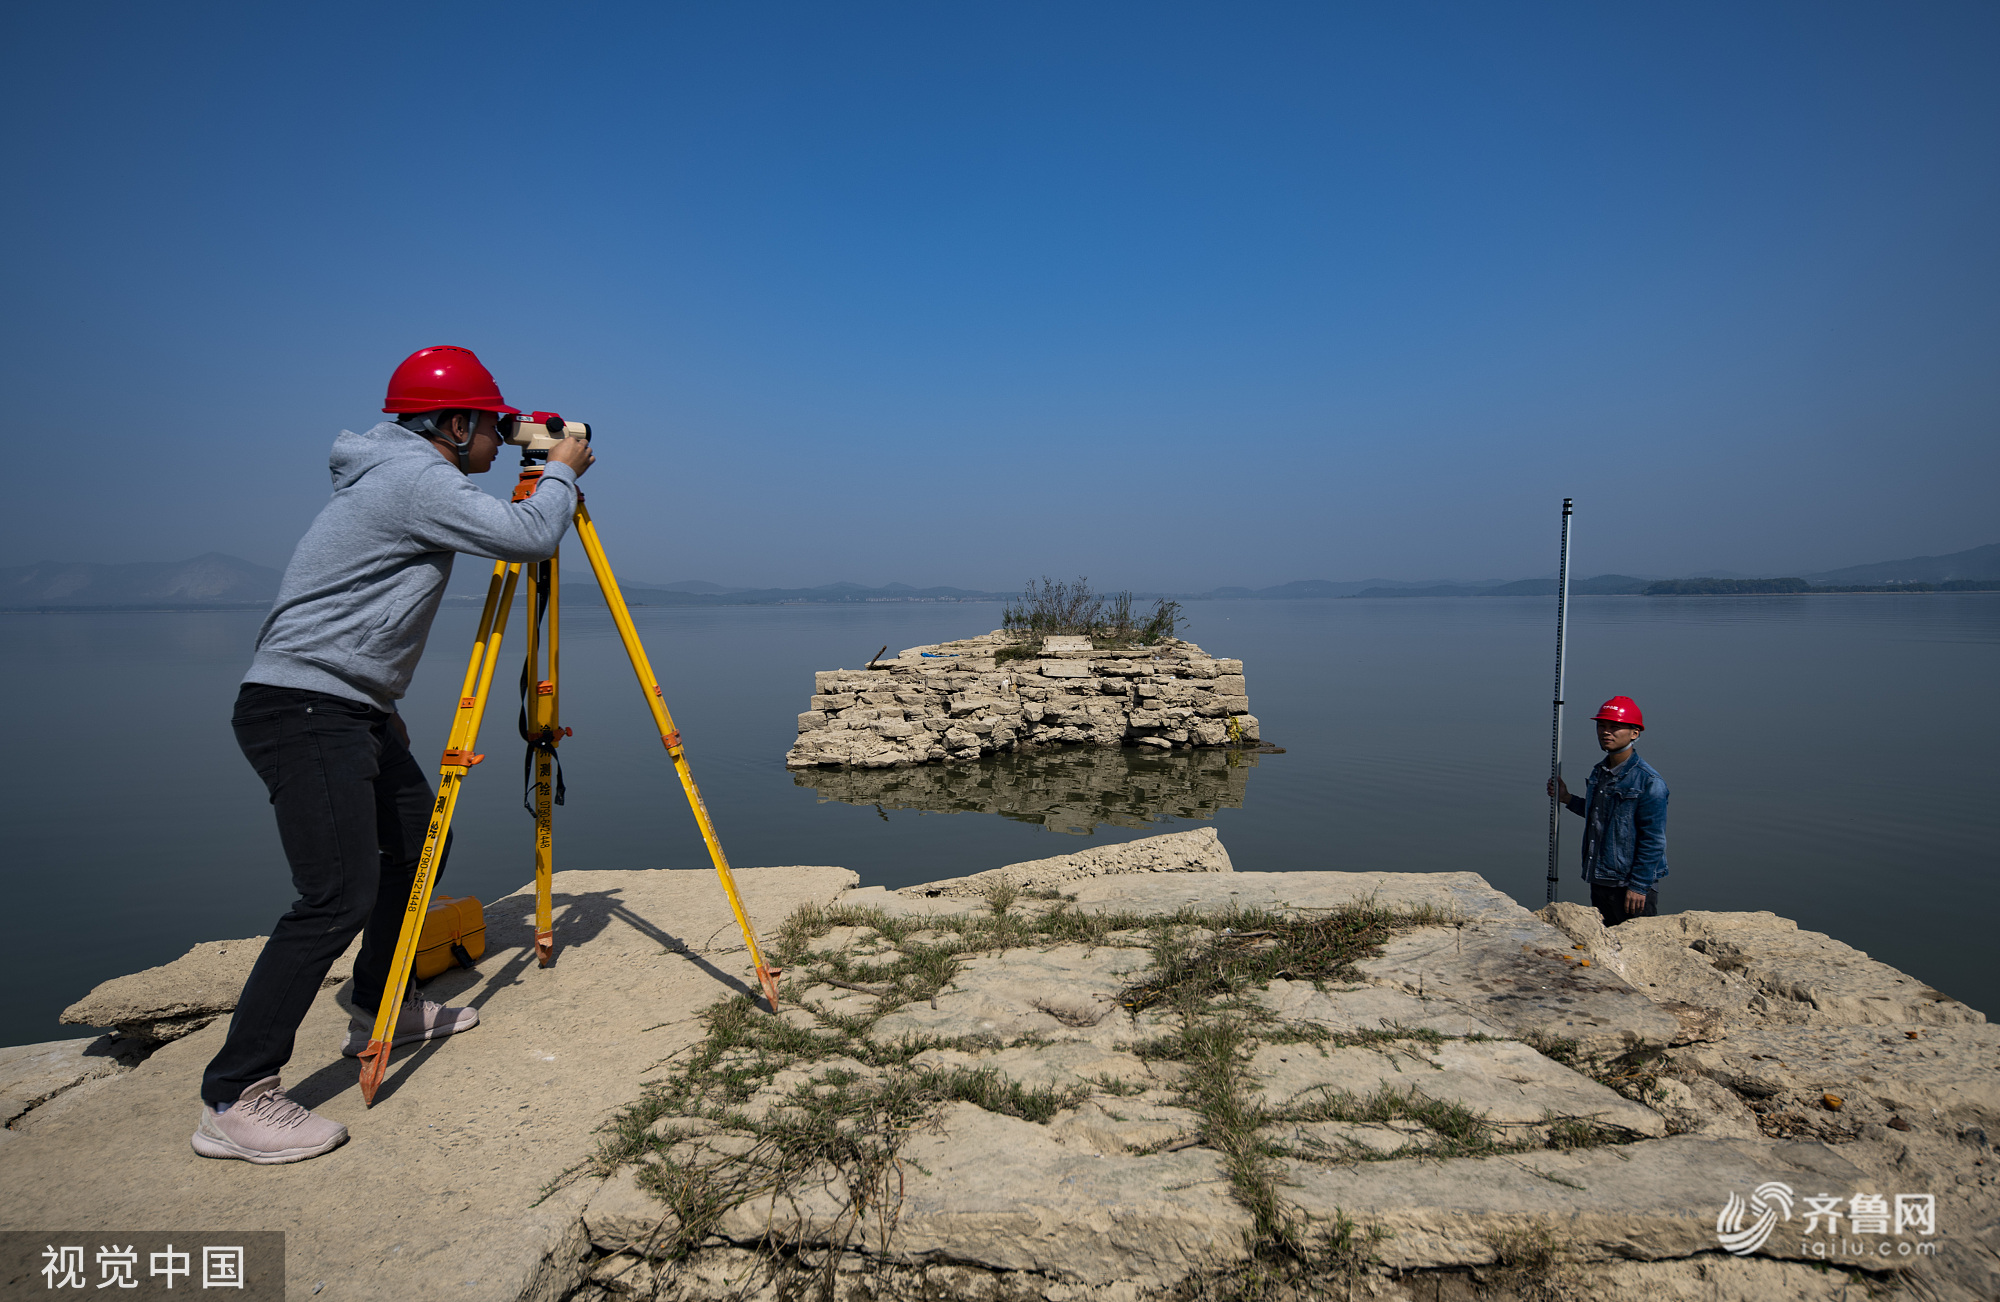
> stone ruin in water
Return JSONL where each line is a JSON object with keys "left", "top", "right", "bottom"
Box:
{"left": 785, "top": 630, "right": 1260, "bottom": 769}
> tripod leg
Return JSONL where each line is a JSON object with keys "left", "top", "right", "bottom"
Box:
{"left": 571, "top": 505, "right": 782, "bottom": 1012}
{"left": 358, "top": 561, "right": 522, "bottom": 1105}
{"left": 529, "top": 554, "right": 560, "bottom": 966}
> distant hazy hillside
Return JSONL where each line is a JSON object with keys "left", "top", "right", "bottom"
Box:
{"left": 1805, "top": 542, "right": 2000, "bottom": 585}
{"left": 570, "top": 580, "right": 1009, "bottom": 606}
{"left": 1349, "top": 574, "right": 1651, "bottom": 598}
{"left": 31, "top": 538, "right": 1994, "bottom": 612}
{"left": 1201, "top": 578, "right": 1473, "bottom": 598}
{"left": 650, "top": 579, "right": 745, "bottom": 594}
{"left": 0, "top": 553, "right": 279, "bottom": 609}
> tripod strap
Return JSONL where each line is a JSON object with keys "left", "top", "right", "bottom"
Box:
{"left": 521, "top": 731, "right": 566, "bottom": 815}
{"left": 518, "top": 575, "right": 567, "bottom": 816}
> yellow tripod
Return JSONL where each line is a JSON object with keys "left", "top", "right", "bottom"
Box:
{"left": 356, "top": 455, "right": 782, "bottom": 1106}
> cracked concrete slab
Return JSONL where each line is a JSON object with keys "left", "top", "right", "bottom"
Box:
{"left": 1061, "top": 869, "right": 1535, "bottom": 922}
{"left": 720, "top": 1101, "right": 1254, "bottom": 1288}
{"left": 1251, "top": 979, "right": 1508, "bottom": 1037}
{"left": 1354, "top": 920, "right": 1685, "bottom": 1057}
{"left": 0, "top": 1037, "right": 138, "bottom": 1126}
{"left": 1283, "top": 1135, "right": 1873, "bottom": 1268}
{"left": 1248, "top": 1037, "right": 1668, "bottom": 1136}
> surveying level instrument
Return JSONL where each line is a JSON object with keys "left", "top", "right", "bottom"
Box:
{"left": 355, "top": 413, "right": 783, "bottom": 1105}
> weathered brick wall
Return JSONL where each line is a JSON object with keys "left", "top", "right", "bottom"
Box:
{"left": 785, "top": 630, "right": 1258, "bottom": 769}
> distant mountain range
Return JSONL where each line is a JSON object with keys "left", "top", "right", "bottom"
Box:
{"left": 5, "top": 542, "right": 1995, "bottom": 610}
{"left": 0, "top": 553, "right": 280, "bottom": 610}
{"left": 1803, "top": 542, "right": 2000, "bottom": 586}
{"left": 578, "top": 580, "right": 1009, "bottom": 607}
{"left": 1337, "top": 575, "right": 1653, "bottom": 598}
{"left": 1322, "top": 542, "right": 2000, "bottom": 599}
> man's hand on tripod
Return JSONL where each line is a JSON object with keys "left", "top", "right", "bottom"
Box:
{"left": 549, "top": 433, "right": 594, "bottom": 478}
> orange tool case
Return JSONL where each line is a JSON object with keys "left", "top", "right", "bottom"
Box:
{"left": 413, "top": 895, "right": 487, "bottom": 981}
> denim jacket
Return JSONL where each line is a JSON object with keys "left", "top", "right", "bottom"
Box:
{"left": 1564, "top": 752, "right": 1669, "bottom": 892}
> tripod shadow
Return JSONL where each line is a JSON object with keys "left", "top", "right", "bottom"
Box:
{"left": 290, "top": 886, "right": 761, "bottom": 1110}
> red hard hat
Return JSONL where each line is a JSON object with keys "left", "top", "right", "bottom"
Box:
{"left": 1592, "top": 696, "right": 1645, "bottom": 728}
{"left": 382, "top": 346, "right": 521, "bottom": 415}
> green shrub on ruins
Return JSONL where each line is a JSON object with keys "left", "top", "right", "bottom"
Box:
{"left": 1002, "top": 575, "right": 1184, "bottom": 647}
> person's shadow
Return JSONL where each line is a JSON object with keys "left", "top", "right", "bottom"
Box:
{"left": 290, "top": 887, "right": 759, "bottom": 1110}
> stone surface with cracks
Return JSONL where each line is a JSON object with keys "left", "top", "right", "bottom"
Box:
{"left": 4, "top": 832, "right": 1995, "bottom": 1302}
{"left": 593, "top": 854, "right": 1996, "bottom": 1302}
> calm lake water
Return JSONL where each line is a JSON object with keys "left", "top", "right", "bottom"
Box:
{"left": 7, "top": 593, "right": 1996, "bottom": 1047}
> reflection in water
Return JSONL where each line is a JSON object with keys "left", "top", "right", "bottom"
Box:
{"left": 793, "top": 746, "right": 1262, "bottom": 835}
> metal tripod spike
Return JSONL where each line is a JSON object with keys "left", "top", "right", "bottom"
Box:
{"left": 357, "top": 464, "right": 781, "bottom": 1107}
{"left": 1546, "top": 498, "right": 1574, "bottom": 905}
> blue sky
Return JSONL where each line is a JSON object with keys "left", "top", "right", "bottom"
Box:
{"left": 3, "top": 2, "right": 1994, "bottom": 589}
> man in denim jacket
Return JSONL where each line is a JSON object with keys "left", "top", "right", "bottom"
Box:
{"left": 1551, "top": 696, "right": 1669, "bottom": 928}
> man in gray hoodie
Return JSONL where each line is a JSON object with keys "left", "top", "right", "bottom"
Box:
{"left": 192, "top": 346, "right": 593, "bottom": 1163}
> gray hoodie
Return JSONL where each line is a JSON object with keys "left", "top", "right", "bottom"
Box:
{"left": 244, "top": 422, "right": 580, "bottom": 711}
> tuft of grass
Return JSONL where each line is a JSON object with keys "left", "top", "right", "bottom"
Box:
{"left": 1090, "top": 1073, "right": 1148, "bottom": 1097}
{"left": 1586, "top": 1046, "right": 1668, "bottom": 1106}
{"left": 1259, "top": 1020, "right": 1449, "bottom": 1051}
{"left": 1542, "top": 1112, "right": 1623, "bottom": 1152}
{"left": 931, "top": 1066, "right": 1089, "bottom": 1123}
{"left": 1522, "top": 1030, "right": 1583, "bottom": 1068}
{"left": 1274, "top": 1083, "right": 1502, "bottom": 1160}
{"left": 1483, "top": 1225, "right": 1573, "bottom": 1301}
{"left": 1523, "top": 1031, "right": 1669, "bottom": 1108}
{"left": 1167, "top": 1208, "right": 1390, "bottom": 1302}
{"left": 1120, "top": 903, "right": 1449, "bottom": 1015}
{"left": 1148, "top": 1014, "right": 1294, "bottom": 1246}
{"left": 980, "top": 878, "right": 1021, "bottom": 916}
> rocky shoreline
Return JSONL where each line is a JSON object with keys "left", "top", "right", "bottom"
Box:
{"left": 786, "top": 631, "right": 1262, "bottom": 769}
{"left": 2, "top": 832, "right": 1994, "bottom": 1301}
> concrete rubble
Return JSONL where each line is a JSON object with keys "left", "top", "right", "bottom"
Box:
{"left": 786, "top": 630, "right": 1261, "bottom": 769}
{"left": 60, "top": 935, "right": 360, "bottom": 1046}
{"left": 0, "top": 833, "right": 1992, "bottom": 1301}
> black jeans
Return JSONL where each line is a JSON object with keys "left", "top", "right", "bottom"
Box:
{"left": 1590, "top": 882, "right": 1658, "bottom": 929}
{"left": 202, "top": 684, "right": 438, "bottom": 1104}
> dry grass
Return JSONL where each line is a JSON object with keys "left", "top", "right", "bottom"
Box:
{"left": 556, "top": 895, "right": 1637, "bottom": 1294}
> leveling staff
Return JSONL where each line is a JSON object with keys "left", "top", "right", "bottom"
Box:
{"left": 192, "top": 346, "right": 594, "bottom": 1164}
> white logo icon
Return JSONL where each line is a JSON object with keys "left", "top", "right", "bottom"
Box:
{"left": 1716, "top": 1180, "right": 1795, "bottom": 1255}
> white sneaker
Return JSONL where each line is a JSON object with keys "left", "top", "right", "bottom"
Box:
{"left": 334, "top": 980, "right": 479, "bottom": 1057}
{"left": 191, "top": 1076, "right": 347, "bottom": 1164}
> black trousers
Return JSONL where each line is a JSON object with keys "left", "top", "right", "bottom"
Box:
{"left": 1589, "top": 882, "right": 1658, "bottom": 929}
{"left": 201, "top": 684, "right": 437, "bottom": 1104}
